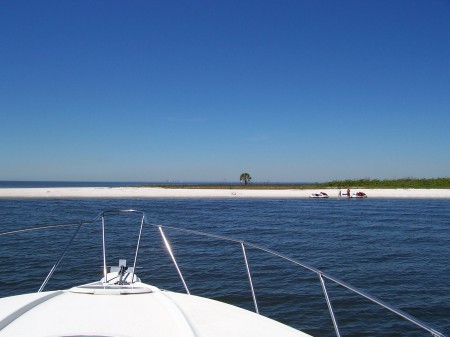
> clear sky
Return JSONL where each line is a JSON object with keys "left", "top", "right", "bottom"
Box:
{"left": 1, "top": 1, "right": 449, "bottom": 183}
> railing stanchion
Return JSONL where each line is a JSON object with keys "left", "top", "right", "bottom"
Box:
{"left": 159, "top": 226, "right": 190, "bottom": 295}
{"left": 131, "top": 213, "right": 145, "bottom": 283}
{"left": 319, "top": 272, "right": 341, "bottom": 337}
{"left": 38, "top": 222, "right": 82, "bottom": 292}
{"left": 241, "top": 241, "right": 259, "bottom": 314}
{"left": 101, "top": 214, "right": 108, "bottom": 283}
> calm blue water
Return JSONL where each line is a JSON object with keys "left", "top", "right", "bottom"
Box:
{"left": 0, "top": 181, "right": 154, "bottom": 188}
{"left": 0, "top": 181, "right": 310, "bottom": 188}
{"left": 0, "top": 198, "right": 449, "bottom": 336}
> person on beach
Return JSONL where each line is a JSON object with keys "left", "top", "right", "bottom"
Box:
{"left": 347, "top": 188, "right": 350, "bottom": 198}
{"left": 338, "top": 189, "right": 342, "bottom": 198}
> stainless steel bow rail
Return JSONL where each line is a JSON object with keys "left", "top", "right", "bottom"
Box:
{"left": 0, "top": 209, "right": 447, "bottom": 337}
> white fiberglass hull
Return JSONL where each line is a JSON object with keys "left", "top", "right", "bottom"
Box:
{"left": 0, "top": 283, "right": 312, "bottom": 337}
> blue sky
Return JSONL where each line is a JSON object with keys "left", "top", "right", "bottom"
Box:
{"left": 1, "top": 1, "right": 449, "bottom": 183}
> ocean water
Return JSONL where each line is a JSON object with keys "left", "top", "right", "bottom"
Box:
{"left": 0, "top": 181, "right": 151, "bottom": 188}
{"left": 0, "top": 197, "right": 449, "bottom": 336}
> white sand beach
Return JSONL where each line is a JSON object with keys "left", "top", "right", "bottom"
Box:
{"left": 0, "top": 187, "right": 449, "bottom": 199}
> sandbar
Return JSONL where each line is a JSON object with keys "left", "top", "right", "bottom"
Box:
{"left": 0, "top": 187, "right": 449, "bottom": 199}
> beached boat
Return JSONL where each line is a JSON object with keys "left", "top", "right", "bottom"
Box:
{"left": 309, "top": 192, "right": 329, "bottom": 198}
{"left": 0, "top": 210, "right": 446, "bottom": 337}
{"left": 351, "top": 192, "right": 368, "bottom": 198}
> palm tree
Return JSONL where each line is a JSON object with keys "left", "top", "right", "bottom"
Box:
{"left": 240, "top": 172, "right": 252, "bottom": 185}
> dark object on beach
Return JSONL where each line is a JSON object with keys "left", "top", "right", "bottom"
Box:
{"left": 310, "top": 192, "right": 329, "bottom": 198}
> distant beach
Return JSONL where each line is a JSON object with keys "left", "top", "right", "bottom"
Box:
{"left": 0, "top": 187, "right": 449, "bottom": 199}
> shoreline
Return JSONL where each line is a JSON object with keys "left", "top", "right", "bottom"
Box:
{"left": 0, "top": 187, "right": 450, "bottom": 199}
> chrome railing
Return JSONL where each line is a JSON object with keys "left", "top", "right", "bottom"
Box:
{"left": 0, "top": 209, "right": 447, "bottom": 337}
{"left": 155, "top": 223, "right": 447, "bottom": 337}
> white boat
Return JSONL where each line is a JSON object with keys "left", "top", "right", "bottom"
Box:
{"left": 309, "top": 192, "right": 329, "bottom": 198}
{"left": 0, "top": 210, "right": 446, "bottom": 337}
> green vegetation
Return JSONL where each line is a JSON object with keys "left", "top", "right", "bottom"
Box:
{"left": 140, "top": 178, "right": 450, "bottom": 189}
{"left": 239, "top": 172, "right": 252, "bottom": 185}
{"left": 316, "top": 178, "right": 450, "bottom": 189}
